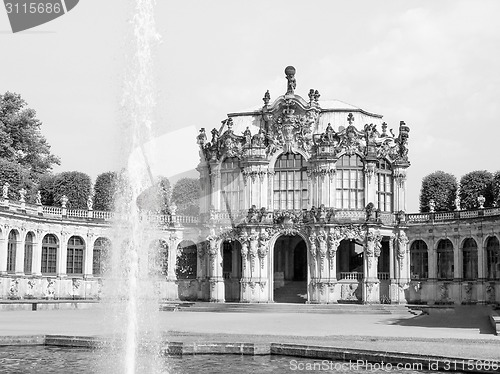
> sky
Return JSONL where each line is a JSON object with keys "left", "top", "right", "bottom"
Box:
{"left": 1, "top": 0, "right": 499, "bottom": 212}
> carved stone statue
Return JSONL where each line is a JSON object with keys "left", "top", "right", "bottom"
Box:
{"left": 35, "top": 191, "right": 42, "bottom": 205}
{"left": 211, "top": 128, "right": 219, "bottom": 144}
{"left": 2, "top": 182, "right": 9, "bottom": 199}
{"left": 263, "top": 90, "right": 270, "bottom": 105}
{"left": 365, "top": 202, "right": 376, "bottom": 221}
{"left": 60, "top": 195, "right": 69, "bottom": 209}
{"left": 169, "top": 202, "right": 177, "bottom": 215}
{"left": 87, "top": 195, "right": 93, "bottom": 210}
{"left": 429, "top": 199, "right": 435, "bottom": 213}
{"left": 284, "top": 66, "right": 296, "bottom": 95}
{"left": 243, "top": 127, "right": 252, "bottom": 145}
{"left": 19, "top": 188, "right": 26, "bottom": 203}
{"left": 478, "top": 195, "right": 486, "bottom": 209}
{"left": 197, "top": 128, "right": 207, "bottom": 146}
{"left": 455, "top": 195, "right": 461, "bottom": 211}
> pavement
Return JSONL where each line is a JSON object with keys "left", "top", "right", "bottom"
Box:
{"left": 0, "top": 304, "right": 499, "bottom": 361}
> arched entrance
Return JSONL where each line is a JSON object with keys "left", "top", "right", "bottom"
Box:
{"left": 222, "top": 240, "right": 242, "bottom": 301}
{"left": 273, "top": 235, "right": 307, "bottom": 303}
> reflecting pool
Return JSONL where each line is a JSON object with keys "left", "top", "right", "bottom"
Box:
{"left": 0, "top": 346, "right": 461, "bottom": 374}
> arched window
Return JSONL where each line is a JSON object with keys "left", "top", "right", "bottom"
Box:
{"left": 273, "top": 153, "right": 308, "bottom": 210}
{"left": 176, "top": 240, "right": 197, "bottom": 279}
{"left": 410, "top": 240, "right": 428, "bottom": 279}
{"left": 462, "top": 238, "right": 478, "bottom": 280}
{"left": 7, "top": 231, "right": 17, "bottom": 273}
{"left": 221, "top": 157, "right": 243, "bottom": 212}
{"left": 486, "top": 236, "right": 500, "bottom": 280}
{"left": 335, "top": 155, "right": 364, "bottom": 210}
{"left": 148, "top": 239, "right": 169, "bottom": 276}
{"left": 67, "top": 236, "right": 85, "bottom": 274}
{"left": 24, "top": 232, "right": 34, "bottom": 274}
{"left": 376, "top": 159, "right": 393, "bottom": 212}
{"left": 437, "top": 239, "right": 454, "bottom": 280}
{"left": 93, "top": 237, "right": 111, "bottom": 276}
{"left": 42, "top": 234, "right": 58, "bottom": 274}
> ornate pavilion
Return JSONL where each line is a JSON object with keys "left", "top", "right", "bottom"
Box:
{"left": 0, "top": 66, "right": 498, "bottom": 305}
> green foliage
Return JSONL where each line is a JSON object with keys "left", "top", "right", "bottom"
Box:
{"left": 171, "top": 178, "right": 200, "bottom": 215}
{"left": 51, "top": 171, "right": 92, "bottom": 209}
{"left": 38, "top": 174, "right": 56, "bottom": 205}
{"left": 492, "top": 171, "right": 500, "bottom": 207}
{"left": 0, "top": 92, "right": 60, "bottom": 178}
{"left": 459, "top": 170, "right": 494, "bottom": 210}
{"left": 176, "top": 241, "right": 197, "bottom": 280}
{"left": 0, "top": 158, "right": 35, "bottom": 200}
{"left": 419, "top": 171, "right": 457, "bottom": 212}
{"left": 93, "top": 171, "right": 117, "bottom": 211}
{"left": 136, "top": 176, "right": 171, "bottom": 214}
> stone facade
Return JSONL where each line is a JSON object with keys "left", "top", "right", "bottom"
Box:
{"left": 0, "top": 67, "right": 498, "bottom": 305}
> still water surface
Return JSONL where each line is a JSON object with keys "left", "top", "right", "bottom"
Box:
{"left": 0, "top": 346, "right": 460, "bottom": 373}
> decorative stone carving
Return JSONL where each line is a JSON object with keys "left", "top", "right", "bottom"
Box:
{"left": 327, "top": 228, "right": 341, "bottom": 268}
{"left": 257, "top": 230, "right": 271, "bottom": 269}
{"left": 397, "top": 231, "right": 409, "bottom": 269}
{"left": 429, "top": 199, "right": 435, "bottom": 213}
{"left": 478, "top": 195, "right": 485, "bottom": 209}
{"left": 440, "top": 283, "right": 450, "bottom": 303}
{"left": 2, "top": 182, "right": 9, "bottom": 199}
{"left": 19, "top": 188, "right": 26, "bottom": 203}
{"left": 35, "top": 191, "right": 42, "bottom": 205}
{"left": 309, "top": 231, "right": 317, "bottom": 259}
{"left": 8, "top": 279, "right": 19, "bottom": 300}
{"left": 60, "top": 195, "right": 68, "bottom": 209}
{"left": 364, "top": 163, "right": 376, "bottom": 182}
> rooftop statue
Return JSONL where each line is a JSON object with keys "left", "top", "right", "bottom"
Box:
{"left": 285, "top": 66, "right": 296, "bottom": 95}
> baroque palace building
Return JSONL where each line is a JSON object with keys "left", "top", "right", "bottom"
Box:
{"left": 0, "top": 66, "right": 499, "bottom": 305}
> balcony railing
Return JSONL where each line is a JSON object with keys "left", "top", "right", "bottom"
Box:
{"left": 339, "top": 272, "right": 363, "bottom": 281}
{"left": 1, "top": 196, "right": 499, "bottom": 228}
{"left": 406, "top": 207, "right": 500, "bottom": 224}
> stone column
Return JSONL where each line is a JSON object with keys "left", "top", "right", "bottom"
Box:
{"left": 209, "top": 167, "right": 221, "bottom": 211}
{"left": 238, "top": 232, "right": 252, "bottom": 302}
{"left": 0, "top": 228, "right": 9, "bottom": 275}
{"left": 257, "top": 230, "right": 271, "bottom": 302}
{"left": 14, "top": 231, "right": 26, "bottom": 275}
{"left": 326, "top": 230, "right": 340, "bottom": 303}
{"left": 364, "top": 162, "right": 377, "bottom": 206}
{"left": 31, "top": 231, "right": 43, "bottom": 276}
{"left": 477, "top": 238, "right": 486, "bottom": 303}
{"left": 83, "top": 234, "right": 95, "bottom": 278}
{"left": 363, "top": 229, "right": 381, "bottom": 304}
{"left": 57, "top": 231, "right": 69, "bottom": 278}
{"left": 267, "top": 171, "right": 275, "bottom": 210}
{"left": 208, "top": 235, "right": 224, "bottom": 302}
{"left": 394, "top": 231, "right": 409, "bottom": 304}
{"left": 393, "top": 168, "right": 408, "bottom": 213}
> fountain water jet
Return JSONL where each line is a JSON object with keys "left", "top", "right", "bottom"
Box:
{"left": 99, "top": 0, "right": 163, "bottom": 373}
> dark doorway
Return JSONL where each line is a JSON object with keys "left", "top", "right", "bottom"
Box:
{"left": 273, "top": 235, "right": 307, "bottom": 303}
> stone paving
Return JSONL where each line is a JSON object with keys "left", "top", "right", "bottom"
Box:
{"left": 0, "top": 305, "right": 498, "bottom": 361}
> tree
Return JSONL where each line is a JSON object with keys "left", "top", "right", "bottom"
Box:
{"left": 419, "top": 171, "right": 457, "bottom": 212}
{"left": 492, "top": 171, "right": 500, "bottom": 207}
{"left": 93, "top": 171, "right": 117, "bottom": 211}
{"left": 51, "top": 171, "right": 92, "bottom": 209}
{"left": 459, "top": 170, "right": 494, "bottom": 210}
{"left": 136, "top": 176, "right": 171, "bottom": 214}
{"left": 171, "top": 178, "right": 200, "bottom": 215}
{"left": 38, "top": 173, "right": 56, "bottom": 206}
{"left": 0, "top": 158, "right": 35, "bottom": 201}
{"left": 0, "top": 92, "right": 60, "bottom": 179}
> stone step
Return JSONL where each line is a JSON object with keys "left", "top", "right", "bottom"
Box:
{"left": 175, "top": 302, "right": 411, "bottom": 314}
